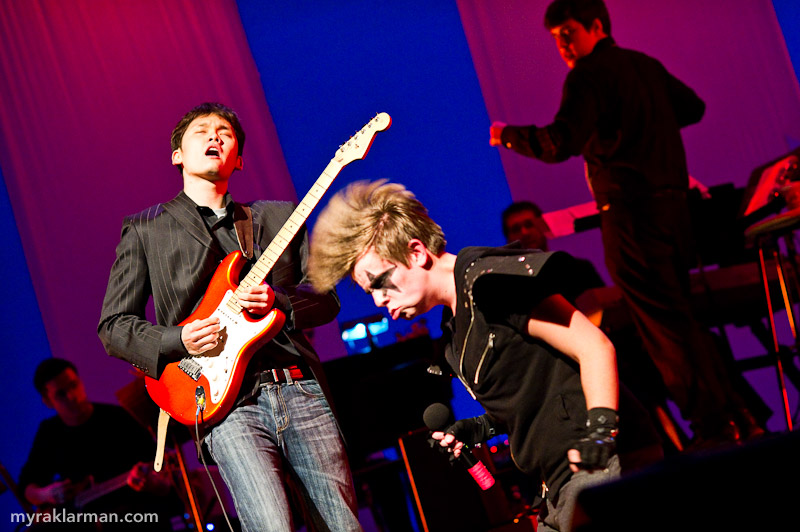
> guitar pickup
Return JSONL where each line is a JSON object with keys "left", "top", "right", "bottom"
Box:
{"left": 178, "top": 358, "right": 203, "bottom": 381}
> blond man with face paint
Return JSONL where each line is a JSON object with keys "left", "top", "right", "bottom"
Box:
{"left": 309, "top": 180, "right": 665, "bottom": 532}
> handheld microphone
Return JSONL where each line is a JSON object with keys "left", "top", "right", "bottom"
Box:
{"left": 423, "top": 403, "right": 495, "bottom": 490}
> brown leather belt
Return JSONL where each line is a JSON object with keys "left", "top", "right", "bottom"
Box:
{"left": 257, "top": 365, "right": 305, "bottom": 385}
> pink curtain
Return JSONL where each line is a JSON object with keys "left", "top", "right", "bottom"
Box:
{"left": 457, "top": 0, "right": 800, "bottom": 209}
{"left": 0, "top": 0, "right": 296, "bottom": 398}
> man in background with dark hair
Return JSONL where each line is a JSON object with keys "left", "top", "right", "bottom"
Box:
{"left": 98, "top": 102, "right": 361, "bottom": 531}
{"left": 502, "top": 200, "right": 549, "bottom": 252}
{"left": 18, "top": 358, "right": 177, "bottom": 530}
{"left": 502, "top": 200, "right": 605, "bottom": 292}
{"left": 491, "top": 0, "right": 763, "bottom": 446}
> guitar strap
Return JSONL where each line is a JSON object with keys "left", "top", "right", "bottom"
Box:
{"left": 154, "top": 408, "right": 170, "bottom": 472}
{"left": 233, "top": 203, "right": 254, "bottom": 260}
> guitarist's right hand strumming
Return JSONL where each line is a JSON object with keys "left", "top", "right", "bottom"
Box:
{"left": 181, "top": 283, "right": 276, "bottom": 355}
{"left": 181, "top": 316, "right": 223, "bottom": 356}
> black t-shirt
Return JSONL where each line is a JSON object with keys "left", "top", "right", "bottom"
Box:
{"left": 442, "top": 248, "right": 586, "bottom": 499}
{"left": 19, "top": 403, "right": 177, "bottom": 529}
{"left": 443, "top": 247, "right": 659, "bottom": 502}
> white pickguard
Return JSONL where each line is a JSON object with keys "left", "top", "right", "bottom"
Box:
{"left": 192, "top": 290, "right": 268, "bottom": 403}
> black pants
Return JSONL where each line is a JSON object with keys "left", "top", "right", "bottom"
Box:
{"left": 600, "top": 191, "right": 744, "bottom": 429}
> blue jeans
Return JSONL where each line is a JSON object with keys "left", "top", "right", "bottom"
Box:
{"left": 206, "top": 378, "right": 362, "bottom": 532}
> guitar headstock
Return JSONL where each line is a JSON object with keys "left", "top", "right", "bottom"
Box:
{"left": 335, "top": 112, "right": 392, "bottom": 165}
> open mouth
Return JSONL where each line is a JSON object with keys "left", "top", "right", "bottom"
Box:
{"left": 391, "top": 307, "right": 412, "bottom": 320}
{"left": 205, "top": 146, "right": 220, "bottom": 157}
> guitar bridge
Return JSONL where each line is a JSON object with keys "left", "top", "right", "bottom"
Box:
{"left": 178, "top": 358, "right": 202, "bottom": 381}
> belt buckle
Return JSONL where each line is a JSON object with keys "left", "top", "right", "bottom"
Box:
{"left": 268, "top": 368, "right": 295, "bottom": 385}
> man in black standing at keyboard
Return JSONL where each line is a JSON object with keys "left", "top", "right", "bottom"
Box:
{"left": 491, "top": 0, "right": 763, "bottom": 446}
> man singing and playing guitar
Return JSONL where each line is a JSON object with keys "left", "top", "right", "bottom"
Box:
{"left": 98, "top": 102, "right": 364, "bottom": 531}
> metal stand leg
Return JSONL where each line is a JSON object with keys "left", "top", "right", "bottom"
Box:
{"left": 171, "top": 435, "right": 205, "bottom": 530}
{"left": 756, "top": 241, "right": 794, "bottom": 430}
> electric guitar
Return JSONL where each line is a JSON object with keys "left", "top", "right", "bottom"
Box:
{"left": 29, "top": 474, "right": 127, "bottom": 531}
{"left": 72, "top": 472, "right": 129, "bottom": 509}
{"left": 144, "top": 113, "right": 392, "bottom": 426}
{"left": 31, "top": 454, "right": 178, "bottom": 528}
{"left": 37, "top": 466, "right": 145, "bottom": 513}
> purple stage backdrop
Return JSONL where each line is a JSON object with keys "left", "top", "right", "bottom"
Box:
{"left": 0, "top": 0, "right": 296, "bottom": 395}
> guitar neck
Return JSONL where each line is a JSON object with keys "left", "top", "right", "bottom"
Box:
{"left": 234, "top": 159, "right": 343, "bottom": 296}
{"left": 74, "top": 471, "right": 130, "bottom": 509}
{"left": 229, "top": 112, "right": 391, "bottom": 306}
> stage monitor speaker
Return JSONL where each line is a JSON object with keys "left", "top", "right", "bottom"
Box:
{"left": 322, "top": 336, "right": 452, "bottom": 466}
{"left": 399, "top": 428, "right": 533, "bottom": 532}
{"left": 573, "top": 430, "right": 800, "bottom": 531}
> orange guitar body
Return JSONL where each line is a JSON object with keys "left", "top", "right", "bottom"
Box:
{"left": 144, "top": 251, "right": 285, "bottom": 426}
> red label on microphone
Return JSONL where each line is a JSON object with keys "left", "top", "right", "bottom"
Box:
{"left": 467, "top": 461, "right": 495, "bottom": 490}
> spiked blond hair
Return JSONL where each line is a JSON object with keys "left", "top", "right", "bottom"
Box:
{"left": 308, "top": 180, "right": 446, "bottom": 292}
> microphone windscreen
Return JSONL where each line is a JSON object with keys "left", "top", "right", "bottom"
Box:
{"left": 423, "top": 403, "right": 452, "bottom": 431}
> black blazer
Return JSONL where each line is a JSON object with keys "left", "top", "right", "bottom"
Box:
{"left": 98, "top": 191, "right": 339, "bottom": 386}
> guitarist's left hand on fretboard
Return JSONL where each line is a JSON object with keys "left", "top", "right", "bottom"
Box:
{"left": 236, "top": 283, "right": 276, "bottom": 316}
